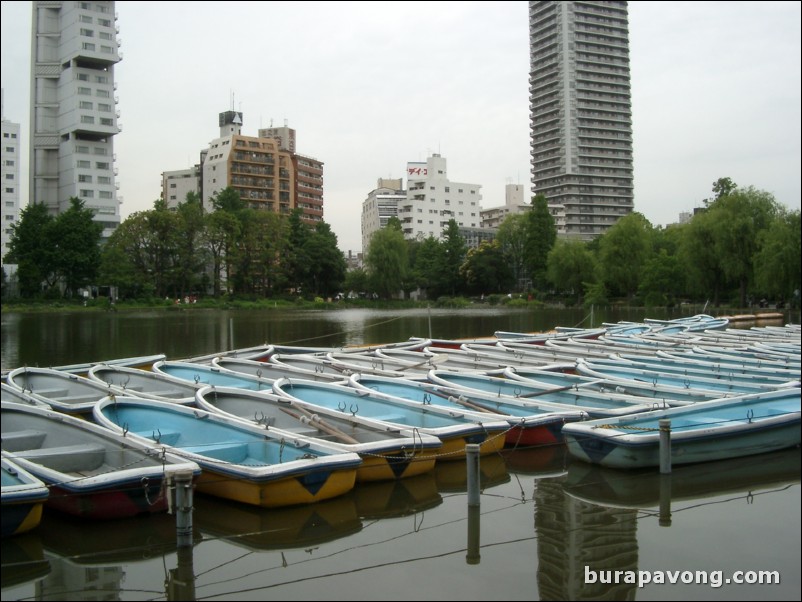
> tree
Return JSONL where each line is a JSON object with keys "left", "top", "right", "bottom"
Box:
{"left": 412, "top": 235, "right": 445, "bottom": 299}
{"left": 173, "top": 193, "right": 207, "bottom": 298}
{"left": 204, "top": 210, "right": 241, "bottom": 297}
{"left": 51, "top": 197, "right": 103, "bottom": 297}
{"left": 6, "top": 202, "right": 56, "bottom": 297}
{"left": 679, "top": 210, "right": 725, "bottom": 305}
{"left": 440, "top": 220, "right": 466, "bottom": 296}
{"left": 284, "top": 209, "right": 311, "bottom": 294}
{"left": 546, "top": 239, "right": 596, "bottom": 304}
{"left": 496, "top": 213, "right": 529, "bottom": 290}
{"left": 707, "top": 186, "right": 780, "bottom": 306}
{"left": 365, "top": 218, "right": 408, "bottom": 299}
{"left": 459, "top": 240, "right": 512, "bottom": 294}
{"left": 753, "top": 210, "right": 801, "bottom": 305}
{"left": 305, "top": 221, "right": 347, "bottom": 297}
{"left": 638, "top": 249, "right": 684, "bottom": 307}
{"left": 525, "top": 194, "right": 557, "bottom": 290}
{"left": 597, "top": 212, "right": 654, "bottom": 299}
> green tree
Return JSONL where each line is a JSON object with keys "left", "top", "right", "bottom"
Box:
{"left": 638, "top": 249, "right": 684, "bottom": 307}
{"left": 679, "top": 210, "right": 725, "bottom": 304}
{"left": 365, "top": 218, "right": 408, "bottom": 299}
{"left": 6, "top": 202, "right": 56, "bottom": 297}
{"left": 496, "top": 213, "right": 529, "bottom": 290}
{"left": 204, "top": 210, "right": 241, "bottom": 297}
{"left": 754, "top": 210, "right": 801, "bottom": 305}
{"left": 173, "top": 193, "right": 207, "bottom": 298}
{"left": 51, "top": 197, "right": 103, "bottom": 297}
{"left": 284, "top": 209, "right": 311, "bottom": 295}
{"left": 597, "top": 212, "right": 654, "bottom": 300}
{"left": 412, "top": 235, "right": 445, "bottom": 299}
{"left": 707, "top": 186, "right": 780, "bottom": 306}
{"left": 546, "top": 239, "right": 597, "bottom": 304}
{"left": 306, "top": 221, "right": 347, "bottom": 297}
{"left": 525, "top": 194, "right": 557, "bottom": 290}
{"left": 459, "top": 240, "right": 512, "bottom": 294}
{"left": 344, "top": 267, "right": 369, "bottom": 296}
{"left": 440, "top": 220, "right": 467, "bottom": 296}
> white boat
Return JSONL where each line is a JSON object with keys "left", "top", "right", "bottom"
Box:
{"left": 6, "top": 367, "right": 118, "bottom": 414}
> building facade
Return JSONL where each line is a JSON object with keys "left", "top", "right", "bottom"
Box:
{"left": 2, "top": 91, "right": 21, "bottom": 266}
{"left": 30, "top": 0, "right": 122, "bottom": 239}
{"left": 161, "top": 165, "right": 201, "bottom": 209}
{"left": 398, "top": 154, "right": 482, "bottom": 241}
{"left": 480, "top": 183, "right": 530, "bottom": 228}
{"left": 361, "top": 177, "right": 404, "bottom": 252}
{"left": 529, "top": 1, "right": 633, "bottom": 240}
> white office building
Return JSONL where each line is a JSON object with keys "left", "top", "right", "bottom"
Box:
{"left": 361, "top": 178, "right": 405, "bottom": 252}
{"left": 30, "top": 0, "right": 122, "bottom": 239}
{"left": 398, "top": 154, "right": 482, "bottom": 241}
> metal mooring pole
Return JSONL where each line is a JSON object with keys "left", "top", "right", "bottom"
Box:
{"left": 174, "top": 470, "right": 194, "bottom": 548}
{"left": 659, "top": 419, "right": 672, "bottom": 474}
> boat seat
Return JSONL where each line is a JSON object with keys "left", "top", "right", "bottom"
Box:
{"left": 26, "top": 388, "right": 68, "bottom": 398}
{"left": 2, "top": 429, "right": 48, "bottom": 452}
{"left": 54, "top": 394, "right": 102, "bottom": 404}
{"left": 181, "top": 441, "right": 249, "bottom": 463}
{"left": 143, "top": 390, "right": 189, "bottom": 398}
{"left": 279, "top": 426, "right": 320, "bottom": 437}
{"left": 15, "top": 443, "right": 106, "bottom": 473}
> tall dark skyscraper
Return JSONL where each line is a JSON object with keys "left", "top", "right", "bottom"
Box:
{"left": 529, "top": 1, "right": 633, "bottom": 240}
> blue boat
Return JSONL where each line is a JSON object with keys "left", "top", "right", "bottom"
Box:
{"left": 562, "top": 388, "right": 801, "bottom": 468}
{"left": 151, "top": 360, "right": 275, "bottom": 391}
{"left": 2, "top": 455, "right": 49, "bottom": 537}
{"left": 93, "top": 396, "right": 362, "bottom": 507}
{"left": 272, "top": 378, "right": 510, "bottom": 461}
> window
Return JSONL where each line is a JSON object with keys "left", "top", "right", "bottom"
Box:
{"left": 75, "top": 145, "right": 89, "bottom": 153}
{"left": 4, "top": 174, "right": 13, "bottom": 180}
{"left": 78, "top": 87, "right": 91, "bottom": 95}
{"left": 77, "top": 73, "right": 89, "bottom": 81}
{"left": 99, "top": 191, "right": 113, "bottom": 199}
{"left": 80, "top": 14, "right": 92, "bottom": 23}
{"left": 77, "top": 160, "right": 91, "bottom": 168}
{"left": 80, "top": 115, "right": 95, "bottom": 124}
{"left": 5, "top": 188, "right": 14, "bottom": 194}
{"left": 80, "top": 28, "right": 94, "bottom": 37}
{"left": 79, "top": 101, "right": 93, "bottom": 109}
{"left": 94, "top": 147, "right": 107, "bottom": 155}
{"left": 100, "top": 45, "right": 113, "bottom": 54}
{"left": 99, "top": 32, "right": 112, "bottom": 40}
{"left": 445, "top": 187, "right": 450, "bottom": 192}
{"left": 96, "top": 162, "right": 110, "bottom": 170}
{"left": 98, "top": 176, "right": 111, "bottom": 184}
{"left": 96, "top": 89, "right": 110, "bottom": 98}
{"left": 82, "top": 42, "right": 96, "bottom": 51}
{"left": 100, "top": 117, "right": 114, "bottom": 126}
{"left": 98, "top": 18, "right": 111, "bottom": 26}
{"left": 96, "top": 75, "right": 108, "bottom": 83}
{"left": 80, "top": 189, "right": 94, "bottom": 198}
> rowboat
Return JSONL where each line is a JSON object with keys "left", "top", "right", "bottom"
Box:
{"left": 87, "top": 364, "right": 200, "bottom": 404}
{"left": 2, "top": 401, "right": 200, "bottom": 519}
{"left": 561, "top": 387, "right": 801, "bottom": 468}
{"left": 212, "top": 356, "right": 346, "bottom": 383}
{"left": 194, "top": 385, "right": 442, "bottom": 481}
{"left": 45, "top": 353, "right": 167, "bottom": 376}
{"left": 151, "top": 360, "right": 275, "bottom": 391}
{"left": 272, "top": 378, "right": 510, "bottom": 460}
{"left": 2, "top": 455, "right": 49, "bottom": 537}
{"left": 347, "top": 373, "right": 584, "bottom": 446}
{"left": 93, "top": 396, "right": 362, "bottom": 507}
{"left": 6, "top": 367, "right": 118, "bottom": 414}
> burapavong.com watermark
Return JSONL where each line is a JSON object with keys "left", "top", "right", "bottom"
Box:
{"left": 584, "top": 566, "right": 781, "bottom": 588}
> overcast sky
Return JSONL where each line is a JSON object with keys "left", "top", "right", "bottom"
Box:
{"left": 2, "top": 1, "right": 800, "bottom": 253}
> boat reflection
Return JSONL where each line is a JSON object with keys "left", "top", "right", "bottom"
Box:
{"left": 1, "top": 532, "right": 50, "bottom": 590}
{"left": 500, "top": 444, "right": 571, "bottom": 478}
{"left": 563, "top": 447, "right": 801, "bottom": 509}
{"left": 432, "top": 454, "right": 510, "bottom": 493}
{"left": 192, "top": 491, "right": 362, "bottom": 552}
{"left": 352, "top": 472, "right": 442, "bottom": 519}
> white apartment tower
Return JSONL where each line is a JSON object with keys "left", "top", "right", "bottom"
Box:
{"left": 30, "top": 1, "right": 122, "bottom": 239}
{"left": 361, "top": 177, "right": 404, "bottom": 252}
{"left": 398, "top": 154, "right": 482, "bottom": 241}
{"left": 2, "top": 90, "right": 21, "bottom": 265}
{"left": 529, "top": 1, "right": 633, "bottom": 240}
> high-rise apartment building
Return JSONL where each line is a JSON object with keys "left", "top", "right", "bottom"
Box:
{"left": 30, "top": 1, "right": 122, "bottom": 239}
{"left": 2, "top": 90, "right": 21, "bottom": 266}
{"left": 529, "top": 1, "right": 633, "bottom": 240}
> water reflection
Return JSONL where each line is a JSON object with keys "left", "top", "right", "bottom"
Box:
{"left": 1, "top": 532, "right": 50, "bottom": 590}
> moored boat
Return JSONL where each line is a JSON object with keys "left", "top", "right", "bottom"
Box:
{"left": 6, "top": 367, "right": 119, "bottom": 415}
{"left": 2, "top": 455, "right": 49, "bottom": 537}
{"left": 561, "top": 387, "right": 801, "bottom": 468}
{"left": 93, "top": 396, "right": 362, "bottom": 507}
{"left": 88, "top": 364, "right": 200, "bottom": 404}
{"left": 1, "top": 401, "right": 200, "bottom": 519}
{"left": 194, "top": 384, "right": 442, "bottom": 481}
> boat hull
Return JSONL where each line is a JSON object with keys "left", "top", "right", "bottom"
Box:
{"left": 2, "top": 501, "right": 44, "bottom": 538}
{"left": 45, "top": 477, "right": 171, "bottom": 519}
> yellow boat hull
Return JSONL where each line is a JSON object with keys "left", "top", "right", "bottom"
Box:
{"left": 356, "top": 450, "right": 437, "bottom": 482}
{"left": 436, "top": 432, "right": 506, "bottom": 461}
{"left": 195, "top": 467, "right": 358, "bottom": 507}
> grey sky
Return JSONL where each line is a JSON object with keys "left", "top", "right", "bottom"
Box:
{"left": 2, "top": 1, "right": 800, "bottom": 253}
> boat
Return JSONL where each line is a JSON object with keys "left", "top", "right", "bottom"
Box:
{"left": 561, "top": 387, "right": 801, "bottom": 468}
{"left": 2, "top": 455, "right": 49, "bottom": 537}
{"left": 426, "top": 369, "right": 675, "bottom": 418}
{"left": 87, "top": 364, "right": 200, "bottom": 404}
{"left": 1, "top": 401, "right": 201, "bottom": 519}
{"left": 194, "top": 385, "right": 442, "bottom": 481}
{"left": 151, "top": 360, "right": 275, "bottom": 391}
{"left": 93, "top": 396, "right": 362, "bottom": 507}
{"left": 212, "top": 356, "right": 347, "bottom": 383}
{"left": 272, "top": 378, "right": 511, "bottom": 461}
{"left": 5, "top": 367, "right": 120, "bottom": 414}
{"left": 347, "top": 373, "right": 585, "bottom": 447}
{"left": 45, "top": 354, "right": 167, "bottom": 377}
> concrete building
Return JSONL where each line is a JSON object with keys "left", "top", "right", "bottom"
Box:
{"left": 398, "top": 154, "right": 482, "bottom": 241}
{"left": 529, "top": 1, "right": 633, "bottom": 240}
{"left": 361, "top": 177, "right": 405, "bottom": 252}
{"left": 480, "top": 183, "right": 530, "bottom": 228}
{"left": 162, "top": 165, "right": 201, "bottom": 209}
{"left": 2, "top": 90, "right": 21, "bottom": 266}
{"left": 30, "top": 0, "right": 122, "bottom": 239}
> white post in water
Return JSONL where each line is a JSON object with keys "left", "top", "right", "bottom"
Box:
{"left": 659, "top": 419, "right": 672, "bottom": 474}
{"left": 466, "top": 504, "right": 481, "bottom": 565}
{"left": 466, "top": 443, "right": 481, "bottom": 506}
{"left": 229, "top": 317, "right": 234, "bottom": 351}
{"left": 174, "top": 470, "right": 194, "bottom": 548}
{"left": 659, "top": 474, "right": 672, "bottom": 527}
{"left": 428, "top": 304, "right": 432, "bottom": 340}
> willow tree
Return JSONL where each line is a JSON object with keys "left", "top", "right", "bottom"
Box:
{"left": 365, "top": 217, "right": 408, "bottom": 299}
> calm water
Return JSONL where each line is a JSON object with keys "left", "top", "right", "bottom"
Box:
{"left": 1, "top": 308, "right": 800, "bottom": 601}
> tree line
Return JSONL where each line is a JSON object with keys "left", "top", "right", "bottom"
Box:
{"left": 4, "top": 179, "right": 800, "bottom": 308}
